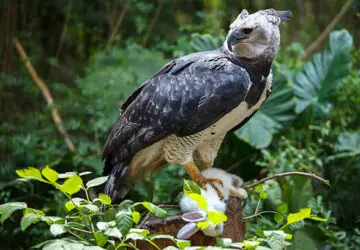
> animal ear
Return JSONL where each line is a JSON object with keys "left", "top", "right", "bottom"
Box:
{"left": 182, "top": 211, "right": 207, "bottom": 222}
{"left": 177, "top": 223, "right": 199, "bottom": 239}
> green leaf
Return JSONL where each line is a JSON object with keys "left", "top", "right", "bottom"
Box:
{"left": 243, "top": 240, "right": 260, "bottom": 250}
{"left": 187, "top": 193, "right": 207, "bottom": 210}
{"left": 197, "top": 221, "right": 211, "bottom": 230}
{"left": 50, "top": 224, "right": 67, "bottom": 236}
{"left": 98, "top": 193, "right": 111, "bottom": 205}
{"left": 150, "top": 234, "right": 175, "bottom": 240}
{"left": 132, "top": 211, "right": 141, "bottom": 224}
{"left": 294, "top": 30, "right": 353, "bottom": 117}
{"left": 263, "top": 231, "right": 292, "bottom": 250}
{"left": 115, "top": 211, "right": 133, "bottom": 236}
{"left": 183, "top": 179, "right": 201, "bottom": 195}
{"left": 287, "top": 207, "right": 311, "bottom": 224}
{"left": 141, "top": 202, "right": 167, "bottom": 218}
{"left": 260, "top": 191, "right": 268, "bottom": 200}
{"left": 84, "top": 204, "right": 99, "bottom": 213}
{"left": 129, "top": 228, "right": 150, "bottom": 237}
{"left": 336, "top": 133, "right": 360, "bottom": 152}
{"left": 235, "top": 65, "right": 296, "bottom": 148}
{"left": 86, "top": 176, "right": 108, "bottom": 188}
{"left": 274, "top": 213, "right": 284, "bottom": 224}
{"left": 207, "top": 210, "right": 227, "bottom": 225}
{"left": 41, "top": 166, "right": 58, "bottom": 183}
{"left": 263, "top": 230, "right": 293, "bottom": 240}
{"left": 277, "top": 203, "right": 288, "bottom": 214}
{"left": 24, "top": 208, "right": 45, "bottom": 216}
{"left": 21, "top": 214, "right": 42, "bottom": 231}
{"left": 65, "top": 201, "right": 76, "bottom": 211}
{"left": 126, "top": 233, "right": 145, "bottom": 241}
{"left": 216, "top": 237, "right": 232, "bottom": 248}
{"left": 58, "top": 172, "right": 77, "bottom": 178}
{"left": 175, "top": 239, "right": 191, "bottom": 249}
{"left": 61, "top": 175, "right": 83, "bottom": 195}
{"left": 79, "top": 171, "right": 92, "bottom": 176}
{"left": 93, "top": 232, "right": 108, "bottom": 247}
{"left": 16, "top": 167, "right": 46, "bottom": 182}
{"left": 254, "top": 184, "right": 263, "bottom": 192}
{"left": 0, "top": 202, "right": 27, "bottom": 223}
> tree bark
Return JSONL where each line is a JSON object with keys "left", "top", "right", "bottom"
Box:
{"left": 135, "top": 197, "right": 246, "bottom": 249}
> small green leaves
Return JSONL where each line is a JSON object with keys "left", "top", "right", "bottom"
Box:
{"left": 207, "top": 210, "right": 227, "bottom": 225}
{"left": 183, "top": 179, "right": 201, "bottom": 195}
{"left": 260, "top": 191, "right": 268, "bottom": 200}
{"left": 176, "top": 239, "right": 191, "bottom": 249}
{"left": 16, "top": 167, "right": 46, "bottom": 182}
{"left": 217, "top": 238, "right": 232, "bottom": 248}
{"left": 115, "top": 210, "right": 133, "bottom": 236}
{"left": 50, "top": 224, "right": 67, "bottom": 236}
{"left": 131, "top": 211, "right": 141, "bottom": 224}
{"left": 277, "top": 203, "right": 288, "bottom": 214}
{"left": 187, "top": 193, "right": 207, "bottom": 210}
{"left": 21, "top": 214, "right": 42, "bottom": 231}
{"left": 255, "top": 184, "right": 263, "bottom": 192}
{"left": 281, "top": 207, "right": 327, "bottom": 229}
{"left": 93, "top": 232, "right": 108, "bottom": 247}
{"left": 98, "top": 193, "right": 112, "bottom": 205}
{"left": 0, "top": 202, "right": 27, "bottom": 223}
{"left": 141, "top": 202, "right": 167, "bottom": 218}
{"left": 61, "top": 175, "right": 83, "bottom": 195}
{"left": 65, "top": 201, "right": 76, "bottom": 211}
{"left": 41, "top": 166, "right": 58, "bottom": 183}
{"left": 274, "top": 213, "right": 284, "bottom": 224}
{"left": 86, "top": 176, "right": 108, "bottom": 188}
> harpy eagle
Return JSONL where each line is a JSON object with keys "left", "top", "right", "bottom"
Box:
{"left": 103, "top": 9, "right": 292, "bottom": 203}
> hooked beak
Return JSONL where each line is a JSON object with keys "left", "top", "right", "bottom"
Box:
{"left": 226, "top": 30, "right": 247, "bottom": 52}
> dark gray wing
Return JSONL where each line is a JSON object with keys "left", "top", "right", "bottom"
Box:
{"left": 103, "top": 51, "right": 252, "bottom": 175}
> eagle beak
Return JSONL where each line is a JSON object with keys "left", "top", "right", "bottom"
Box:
{"left": 226, "top": 30, "right": 247, "bottom": 52}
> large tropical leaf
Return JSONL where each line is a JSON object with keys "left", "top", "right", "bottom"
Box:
{"left": 294, "top": 29, "right": 353, "bottom": 116}
{"left": 235, "top": 63, "right": 296, "bottom": 148}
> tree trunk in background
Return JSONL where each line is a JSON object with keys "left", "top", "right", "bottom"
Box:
{"left": 135, "top": 197, "right": 246, "bottom": 249}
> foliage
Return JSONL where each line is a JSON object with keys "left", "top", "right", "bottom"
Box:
{"left": 0, "top": 167, "right": 329, "bottom": 249}
{"left": 1, "top": 1, "right": 360, "bottom": 249}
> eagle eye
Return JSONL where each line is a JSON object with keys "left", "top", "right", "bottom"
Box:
{"left": 242, "top": 28, "right": 253, "bottom": 34}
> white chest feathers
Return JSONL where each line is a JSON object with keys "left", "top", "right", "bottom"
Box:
{"left": 209, "top": 73, "right": 272, "bottom": 136}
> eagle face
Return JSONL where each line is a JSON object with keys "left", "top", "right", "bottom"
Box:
{"left": 226, "top": 9, "right": 292, "bottom": 60}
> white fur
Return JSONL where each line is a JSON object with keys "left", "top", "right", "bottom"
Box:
{"left": 178, "top": 168, "right": 247, "bottom": 238}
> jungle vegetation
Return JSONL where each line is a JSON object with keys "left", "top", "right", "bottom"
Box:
{"left": 0, "top": 0, "right": 359, "bottom": 249}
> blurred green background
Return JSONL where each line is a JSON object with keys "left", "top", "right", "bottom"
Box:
{"left": 0, "top": 0, "right": 360, "bottom": 249}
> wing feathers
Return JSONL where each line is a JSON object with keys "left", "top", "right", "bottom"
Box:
{"left": 103, "top": 51, "right": 252, "bottom": 175}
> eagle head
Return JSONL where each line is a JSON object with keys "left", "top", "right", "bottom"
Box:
{"left": 225, "top": 9, "right": 292, "bottom": 60}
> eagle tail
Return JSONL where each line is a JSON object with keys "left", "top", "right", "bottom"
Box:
{"left": 104, "top": 160, "right": 132, "bottom": 204}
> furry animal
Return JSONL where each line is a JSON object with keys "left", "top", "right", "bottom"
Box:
{"left": 177, "top": 168, "right": 247, "bottom": 239}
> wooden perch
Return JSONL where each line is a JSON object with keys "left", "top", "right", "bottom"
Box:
{"left": 135, "top": 197, "right": 246, "bottom": 249}
{"left": 13, "top": 37, "right": 77, "bottom": 153}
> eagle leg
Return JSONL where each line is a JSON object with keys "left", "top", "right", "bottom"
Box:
{"left": 193, "top": 151, "right": 213, "bottom": 170}
{"left": 183, "top": 162, "right": 224, "bottom": 199}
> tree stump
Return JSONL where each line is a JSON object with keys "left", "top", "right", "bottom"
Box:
{"left": 135, "top": 197, "right": 246, "bottom": 249}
